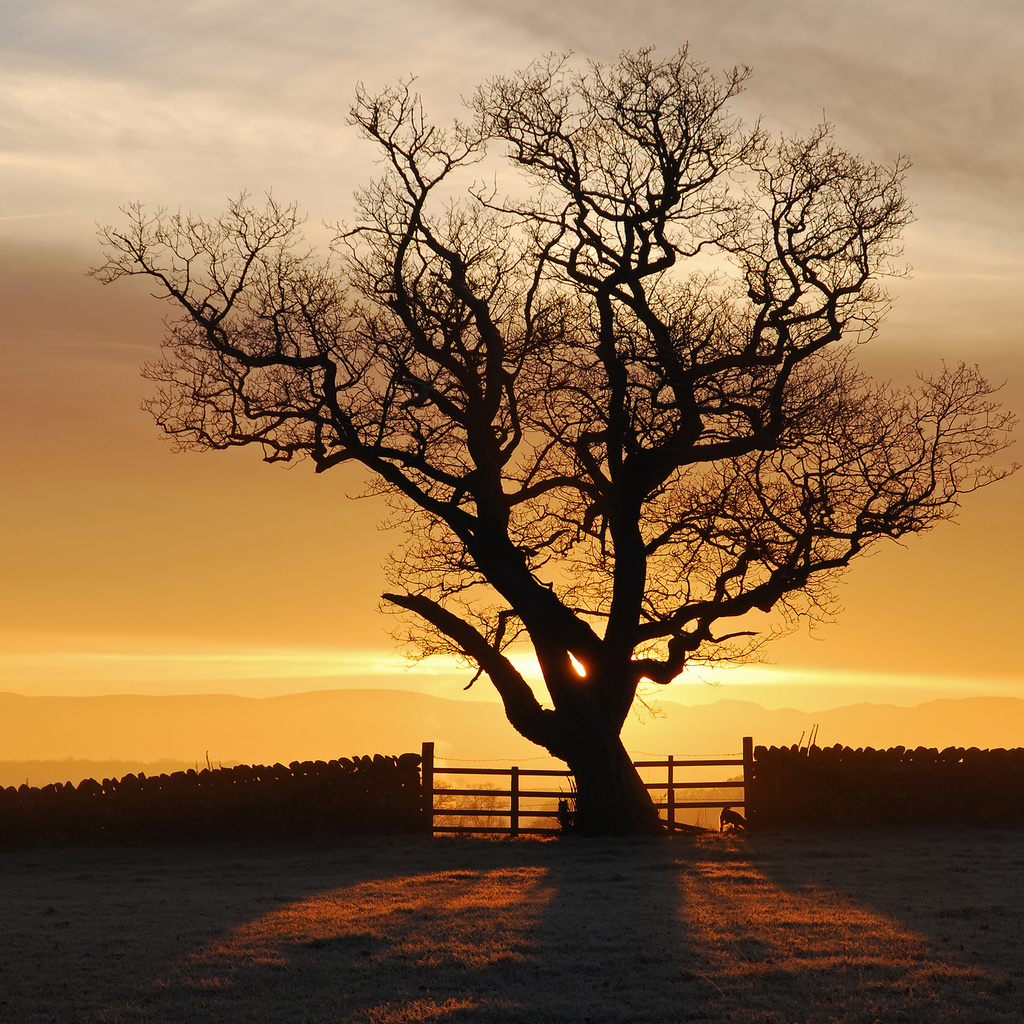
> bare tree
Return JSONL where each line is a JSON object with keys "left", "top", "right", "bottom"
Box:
{"left": 94, "top": 49, "right": 1016, "bottom": 834}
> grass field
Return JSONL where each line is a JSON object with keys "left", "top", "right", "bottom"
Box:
{"left": 2, "top": 827, "right": 1023, "bottom": 1023}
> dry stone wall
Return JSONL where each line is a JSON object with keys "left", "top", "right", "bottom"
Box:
{"left": 0, "top": 753, "right": 423, "bottom": 847}
{"left": 749, "top": 743, "right": 1024, "bottom": 827}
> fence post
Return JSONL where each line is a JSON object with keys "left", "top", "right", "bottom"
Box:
{"left": 742, "top": 736, "right": 753, "bottom": 820}
{"left": 421, "top": 741, "right": 434, "bottom": 835}
{"left": 510, "top": 766, "right": 520, "bottom": 838}
{"left": 666, "top": 754, "right": 675, "bottom": 831}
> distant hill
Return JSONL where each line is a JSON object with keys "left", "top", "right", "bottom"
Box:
{"left": 620, "top": 696, "right": 1024, "bottom": 757}
{"left": 0, "top": 688, "right": 508, "bottom": 763}
{"left": 2, "top": 689, "right": 1023, "bottom": 787}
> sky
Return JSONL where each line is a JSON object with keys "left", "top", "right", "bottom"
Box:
{"left": 1, "top": 0, "right": 1023, "bottom": 716}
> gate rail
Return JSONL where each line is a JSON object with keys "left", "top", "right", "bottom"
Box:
{"left": 421, "top": 738, "right": 753, "bottom": 835}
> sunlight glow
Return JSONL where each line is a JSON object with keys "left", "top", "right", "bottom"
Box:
{"left": 679, "top": 849, "right": 1006, "bottom": 1015}
{"left": 175, "top": 868, "right": 554, "bottom": 1018}
{"left": 0, "top": 633, "right": 544, "bottom": 698}
{"left": 1, "top": 633, "right": 1019, "bottom": 706}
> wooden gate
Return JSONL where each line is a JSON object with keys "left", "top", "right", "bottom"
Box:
{"left": 421, "top": 738, "right": 752, "bottom": 835}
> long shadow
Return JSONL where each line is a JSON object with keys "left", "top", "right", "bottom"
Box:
{"left": 507, "top": 836, "right": 714, "bottom": 1023}
{"left": 2, "top": 834, "right": 492, "bottom": 1024}
{"left": 18, "top": 828, "right": 1021, "bottom": 1023}
{"left": 25, "top": 834, "right": 707, "bottom": 1024}
{"left": 683, "top": 826, "right": 1024, "bottom": 1023}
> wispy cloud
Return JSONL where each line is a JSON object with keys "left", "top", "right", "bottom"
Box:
{"left": 0, "top": 644, "right": 447, "bottom": 683}
{"left": 0, "top": 211, "right": 70, "bottom": 221}
{"left": 0, "top": 640, "right": 531, "bottom": 700}
{"left": 0, "top": 0, "right": 542, "bottom": 211}
{"left": 2, "top": 640, "right": 1019, "bottom": 707}
{"left": 5, "top": 0, "right": 1022, "bottom": 242}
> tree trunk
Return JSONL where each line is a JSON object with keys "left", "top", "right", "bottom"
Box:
{"left": 566, "top": 732, "right": 665, "bottom": 836}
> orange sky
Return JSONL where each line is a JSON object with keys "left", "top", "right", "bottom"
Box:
{"left": 1, "top": 1, "right": 1022, "bottom": 720}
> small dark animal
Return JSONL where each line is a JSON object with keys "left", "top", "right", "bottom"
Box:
{"left": 556, "top": 798, "right": 575, "bottom": 833}
{"left": 720, "top": 806, "right": 746, "bottom": 832}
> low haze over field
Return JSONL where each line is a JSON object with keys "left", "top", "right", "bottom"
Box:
{"left": 4, "top": 691, "right": 1024, "bottom": 791}
{"left": 1, "top": 0, "right": 1021, "bottom": 749}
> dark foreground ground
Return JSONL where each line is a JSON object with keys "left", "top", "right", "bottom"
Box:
{"left": 2, "top": 827, "right": 1022, "bottom": 1023}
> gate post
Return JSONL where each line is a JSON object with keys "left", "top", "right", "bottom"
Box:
{"left": 742, "top": 736, "right": 753, "bottom": 820}
{"left": 666, "top": 754, "right": 675, "bottom": 831}
{"left": 421, "top": 741, "right": 434, "bottom": 835}
{"left": 510, "top": 766, "right": 520, "bottom": 838}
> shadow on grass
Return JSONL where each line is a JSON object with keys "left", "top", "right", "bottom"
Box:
{"left": 1, "top": 836, "right": 469, "bottom": 1024}
{"left": 69, "top": 836, "right": 706, "bottom": 1023}
{"left": 7, "top": 829, "right": 1024, "bottom": 1023}
{"left": 682, "top": 828, "right": 1024, "bottom": 1023}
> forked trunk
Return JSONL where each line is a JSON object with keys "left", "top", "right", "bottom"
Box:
{"left": 566, "top": 732, "right": 664, "bottom": 836}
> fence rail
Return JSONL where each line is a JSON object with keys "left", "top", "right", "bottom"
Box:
{"left": 421, "top": 738, "right": 753, "bottom": 835}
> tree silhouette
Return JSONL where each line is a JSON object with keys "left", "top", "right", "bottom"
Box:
{"left": 95, "top": 49, "right": 1016, "bottom": 834}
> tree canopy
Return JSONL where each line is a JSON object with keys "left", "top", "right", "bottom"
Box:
{"left": 94, "top": 48, "right": 1016, "bottom": 833}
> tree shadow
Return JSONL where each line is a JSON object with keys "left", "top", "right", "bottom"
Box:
{"left": 1, "top": 836, "right": 495, "bottom": 1024}
{"left": 681, "top": 828, "right": 1024, "bottom": 1023}
{"left": 13, "top": 829, "right": 1024, "bottom": 1023}
{"left": 69, "top": 835, "right": 706, "bottom": 1023}
{"left": 512, "top": 836, "right": 713, "bottom": 1022}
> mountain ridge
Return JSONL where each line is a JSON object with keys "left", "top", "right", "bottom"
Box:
{"left": 3, "top": 690, "right": 1022, "bottom": 780}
